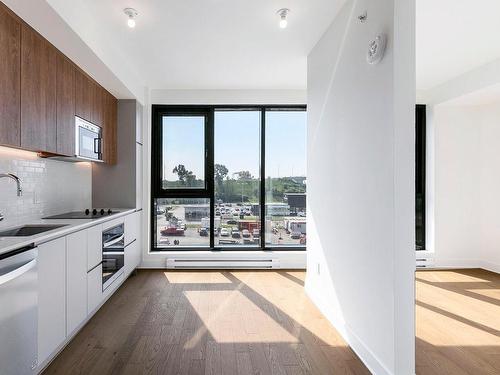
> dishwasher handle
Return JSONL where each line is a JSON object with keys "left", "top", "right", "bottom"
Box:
{"left": 0, "top": 258, "right": 37, "bottom": 286}
{"left": 0, "top": 245, "right": 37, "bottom": 286}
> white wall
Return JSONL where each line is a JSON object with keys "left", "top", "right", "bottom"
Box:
{"left": 431, "top": 103, "right": 500, "bottom": 273}
{"left": 0, "top": 147, "right": 91, "bottom": 229}
{"left": 306, "top": 0, "right": 415, "bottom": 374}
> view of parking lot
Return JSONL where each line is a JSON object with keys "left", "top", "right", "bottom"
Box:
{"left": 153, "top": 108, "right": 306, "bottom": 250}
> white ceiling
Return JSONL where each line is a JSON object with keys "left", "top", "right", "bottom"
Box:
{"left": 417, "top": 0, "right": 500, "bottom": 91}
{"left": 46, "top": 0, "right": 345, "bottom": 91}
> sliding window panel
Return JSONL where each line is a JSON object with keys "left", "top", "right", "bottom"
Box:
{"left": 162, "top": 115, "right": 207, "bottom": 190}
{"left": 214, "top": 110, "right": 261, "bottom": 247}
{"left": 265, "top": 110, "right": 307, "bottom": 247}
{"left": 154, "top": 198, "right": 211, "bottom": 248}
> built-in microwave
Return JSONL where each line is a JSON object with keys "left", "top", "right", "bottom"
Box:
{"left": 75, "top": 116, "right": 103, "bottom": 162}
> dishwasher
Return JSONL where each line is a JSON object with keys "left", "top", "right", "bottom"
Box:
{"left": 0, "top": 245, "right": 38, "bottom": 375}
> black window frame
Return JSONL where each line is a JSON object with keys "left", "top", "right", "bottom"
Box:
{"left": 151, "top": 104, "right": 307, "bottom": 252}
{"left": 415, "top": 104, "right": 426, "bottom": 250}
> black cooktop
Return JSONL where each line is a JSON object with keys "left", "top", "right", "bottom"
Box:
{"left": 43, "top": 209, "right": 120, "bottom": 220}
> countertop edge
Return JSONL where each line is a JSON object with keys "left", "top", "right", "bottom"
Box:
{"left": 0, "top": 208, "right": 138, "bottom": 256}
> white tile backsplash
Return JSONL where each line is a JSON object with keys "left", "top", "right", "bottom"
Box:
{"left": 0, "top": 147, "right": 92, "bottom": 228}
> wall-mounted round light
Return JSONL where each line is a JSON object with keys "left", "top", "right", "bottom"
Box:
{"left": 124, "top": 8, "right": 138, "bottom": 28}
{"left": 277, "top": 8, "right": 290, "bottom": 29}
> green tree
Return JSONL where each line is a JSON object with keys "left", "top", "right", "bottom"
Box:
{"left": 214, "top": 164, "right": 229, "bottom": 185}
{"left": 172, "top": 164, "right": 196, "bottom": 186}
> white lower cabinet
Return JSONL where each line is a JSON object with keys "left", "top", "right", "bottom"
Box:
{"left": 36, "top": 212, "right": 137, "bottom": 371}
{"left": 87, "top": 264, "right": 103, "bottom": 314}
{"left": 124, "top": 211, "right": 141, "bottom": 277}
{"left": 87, "top": 224, "right": 102, "bottom": 271}
{"left": 38, "top": 237, "right": 66, "bottom": 365}
{"left": 66, "top": 230, "right": 88, "bottom": 335}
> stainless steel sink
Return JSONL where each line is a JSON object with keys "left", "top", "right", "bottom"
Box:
{"left": 0, "top": 224, "right": 67, "bottom": 237}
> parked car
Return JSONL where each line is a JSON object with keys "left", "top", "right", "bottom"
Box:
{"left": 231, "top": 229, "right": 241, "bottom": 239}
{"left": 242, "top": 229, "right": 250, "bottom": 238}
{"left": 252, "top": 229, "right": 260, "bottom": 238}
{"left": 227, "top": 219, "right": 238, "bottom": 225}
{"left": 220, "top": 228, "right": 230, "bottom": 237}
{"left": 291, "top": 231, "right": 302, "bottom": 239}
{"left": 199, "top": 228, "right": 208, "bottom": 237}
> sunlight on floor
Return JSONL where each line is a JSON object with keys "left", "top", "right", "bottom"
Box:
{"left": 183, "top": 289, "right": 300, "bottom": 345}
{"left": 163, "top": 271, "right": 232, "bottom": 284}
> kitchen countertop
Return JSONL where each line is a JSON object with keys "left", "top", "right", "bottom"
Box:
{"left": 0, "top": 208, "right": 138, "bottom": 256}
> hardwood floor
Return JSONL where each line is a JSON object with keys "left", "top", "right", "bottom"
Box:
{"left": 44, "top": 270, "right": 369, "bottom": 375}
{"left": 416, "top": 269, "right": 500, "bottom": 375}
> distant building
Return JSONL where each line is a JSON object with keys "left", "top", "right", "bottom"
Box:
{"left": 184, "top": 204, "right": 210, "bottom": 221}
{"left": 284, "top": 193, "right": 306, "bottom": 212}
{"left": 265, "top": 203, "right": 290, "bottom": 217}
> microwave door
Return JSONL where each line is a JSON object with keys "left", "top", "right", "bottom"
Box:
{"left": 79, "top": 126, "right": 101, "bottom": 160}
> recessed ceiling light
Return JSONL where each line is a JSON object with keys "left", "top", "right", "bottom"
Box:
{"left": 124, "top": 8, "right": 138, "bottom": 28}
{"left": 277, "top": 8, "right": 290, "bottom": 29}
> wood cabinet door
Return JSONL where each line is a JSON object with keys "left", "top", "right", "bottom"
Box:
{"left": 56, "top": 53, "right": 75, "bottom": 156}
{"left": 38, "top": 237, "right": 66, "bottom": 365}
{"left": 103, "top": 91, "right": 117, "bottom": 164}
{"left": 0, "top": 5, "right": 21, "bottom": 147}
{"left": 75, "top": 69, "right": 93, "bottom": 122}
{"left": 21, "top": 24, "right": 57, "bottom": 152}
{"left": 91, "top": 83, "right": 104, "bottom": 127}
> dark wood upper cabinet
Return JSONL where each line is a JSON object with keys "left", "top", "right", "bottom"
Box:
{"left": 103, "top": 90, "right": 117, "bottom": 165}
{"left": 91, "top": 82, "right": 104, "bottom": 127}
{"left": 1, "top": 2, "right": 117, "bottom": 162}
{"left": 0, "top": 5, "right": 21, "bottom": 147}
{"left": 21, "top": 24, "right": 57, "bottom": 153}
{"left": 75, "top": 68, "right": 93, "bottom": 122}
{"left": 56, "top": 53, "right": 75, "bottom": 156}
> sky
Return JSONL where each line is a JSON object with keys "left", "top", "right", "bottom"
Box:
{"left": 163, "top": 110, "right": 307, "bottom": 181}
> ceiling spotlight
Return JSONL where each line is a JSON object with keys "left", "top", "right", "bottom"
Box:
{"left": 124, "top": 8, "right": 138, "bottom": 28}
{"left": 277, "top": 8, "right": 290, "bottom": 29}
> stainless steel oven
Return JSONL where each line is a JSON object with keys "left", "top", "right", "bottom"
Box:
{"left": 75, "top": 116, "right": 103, "bottom": 162}
{"left": 102, "top": 224, "right": 124, "bottom": 291}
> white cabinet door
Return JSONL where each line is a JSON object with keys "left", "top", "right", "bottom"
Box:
{"left": 87, "top": 224, "right": 102, "bottom": 271}
{"left": 66, "top": 230, "right": 88, "bottom": 335}
{"left": 87, "top": 264, "right": 103, "bottom": 314}
{"left": 38, "top": 237, "right": 66, "bottom": 365}
{"left": 124, "top": 211, "right": 139, "bottom": 246}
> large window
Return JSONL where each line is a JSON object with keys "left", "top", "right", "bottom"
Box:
{"left": 151, "top": 105, "right": 306, "bottom": 251}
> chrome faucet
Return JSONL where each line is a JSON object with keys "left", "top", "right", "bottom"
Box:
{"left": 0, "top": 173, "right": 22, "bottom": 222}
{"left": 0, "top": 173, "right": 22, "bottom": 196}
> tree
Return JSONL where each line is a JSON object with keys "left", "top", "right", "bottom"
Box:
{"left": 237, "top": 170, "right": 253, "bottom": 180}
{"left": 214, "top": 164, "right": 229, "bottom": 185}
{"left": 172, "top": 164, "right": 196, "bottom": 186}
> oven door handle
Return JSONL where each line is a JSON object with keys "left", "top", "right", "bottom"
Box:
{"left": 103, "top": 234, "right": 125, "bottom": 248}
{"left": 94, "top": 138, "right": 102, "bottom": 155}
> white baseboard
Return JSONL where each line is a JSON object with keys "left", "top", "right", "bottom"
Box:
{"left": 304, "top": 280, "right": 393, "bottom": 375}
{"left": 477, "top": 260, "right": 500, "bottom": 274}
{"left": 431, "top": 259, "right": 500, "bottom": 274}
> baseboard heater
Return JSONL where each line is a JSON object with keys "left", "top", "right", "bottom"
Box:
{"left": 416, "top": 257, "right": 434, "bottom": 268}
{"left": 166, "top": 258, "right": 280, "bottom": 269}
